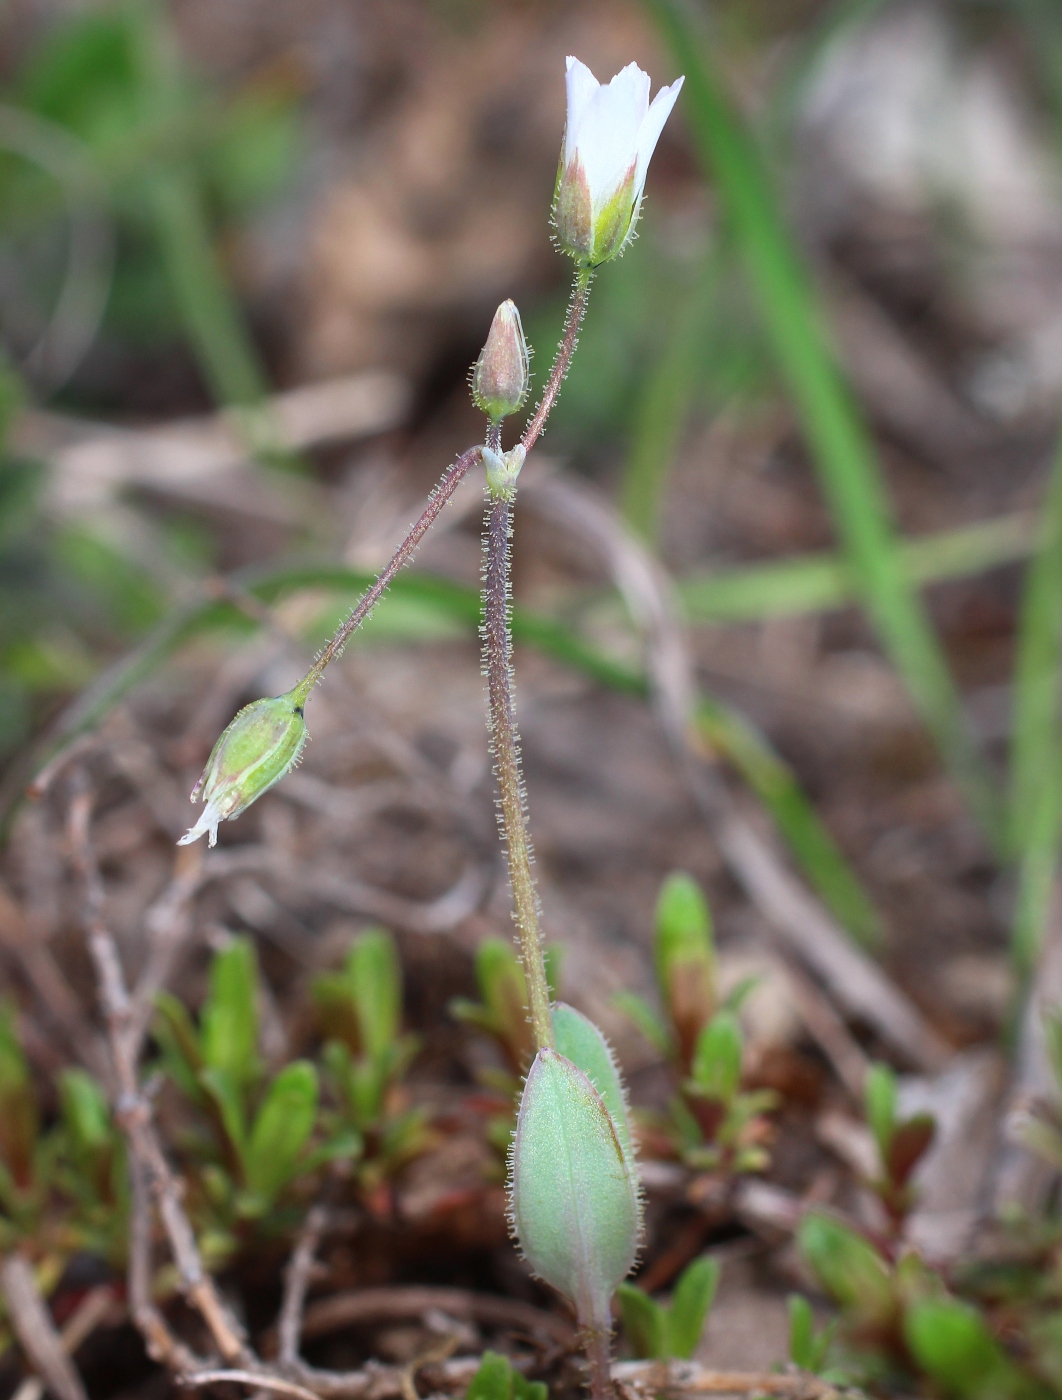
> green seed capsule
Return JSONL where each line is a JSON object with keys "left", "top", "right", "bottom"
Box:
{"left": 179, "top": 683, "right": 309, "bottom": 847}
{"left": 509, "top": 1047, "right": 640, "bottom": 1333}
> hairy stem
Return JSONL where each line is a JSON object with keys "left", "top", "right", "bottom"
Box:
{"left": 521, "top": 266, "right": 593, "bottom": 454}
{"left": 585, "top": 1329, "right": 614, "bottom": 1400}
{"left": 483, "top": 491, "right": 553, "bottom": 1050}
{"left": 301, "top": 444, "right": 482, "bottom": 692}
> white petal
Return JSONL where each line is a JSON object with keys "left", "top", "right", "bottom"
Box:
{"left": 564, "top": 57, "right": 601, "bottom": 167}
{"left": 177, "top": 800, "right": 222, "bottom": 848}
{"left": 575, "top": 62, "right": 651, "bottom": 211}
{"left": 632, "top": 76, "right": 684, "bottom": 202}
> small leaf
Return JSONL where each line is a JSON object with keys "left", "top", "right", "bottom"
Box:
{"left": 153, "top": 991, "right": 204, "bottom": 1100}
{"left": 512, "top": 1375, "right": 547, "bottom": 1400}
{"left": 201, "top": 939, "right": 260, "bottom": 1087}
{"left": 58, "top": 1070, "right": 110, "bottom": 1152}
{"left": 510, "top": 1048, "right": 641, "bottom": 1332}
{"left": 864, "top": 1062, "right": 897, "bottom": 1165}
{"left": 613, "top": 991, "right": 673, "bottom": 1060}
{"left": 904, "top": 1299, "right": 1021, "bottom": 1399}
{"left": 655, "top": 873, "right": 715, "bottom": 1067}
{"left": 667, "top": 1255, "right": 719, "bottom": 1360}
{"left": 616, "top": 1282, "right": 666, "bottom": 1359}
{"left": 464, "top": 1350, "right": 514, "bottom": 1400}
{"left": 201, "top": 1066, "right": 248, "bottom": 1159}
{"left": 888, "top": 1113, "right": 935, "bottom": 1188}
{"left": 0, "top": 1006, "right": 37, "bottom": 1189}
{"left": 690, "top": 1011, "right": 742, "bottom": 1105}
{"left": 245, "top": 1060, "right": 319, "bottom": 1203}
{"left": 552, "top": 1003, "right": 635, "bottom": 1167}
{"left": 348, "top": 929, "right": 402, "bottom": 1060}
{"left": 797, "top": 1212, "right": 894, "bottom": 1328}
{"left": 788, "top": 1295, "right": 817, "bottom": 1371}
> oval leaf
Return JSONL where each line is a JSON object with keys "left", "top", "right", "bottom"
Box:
{"left": 510, "top": 1048, "right": 640, "bottom": 1332}
{"left": 552, "top": 1002, "right": 636, "bottom": 1168}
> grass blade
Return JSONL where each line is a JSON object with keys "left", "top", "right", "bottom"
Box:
{"left": 1010, "top": 438, "right": 1062, "bottom": 966}
{"left": 680, "top": 513, "right": 1034, "bottom": 624}
{"left": 646, "top": 0, "right": 1004, "bottom": 853}
{"left": 697, "top": 697, "right": 881, "bottom": 948}
{"left": 620, "top": 248, "right": 720, "bottom": 542}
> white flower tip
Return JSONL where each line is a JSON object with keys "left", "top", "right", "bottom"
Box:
{"left": 177, "top": 804, "right": 221, "bottom": 848}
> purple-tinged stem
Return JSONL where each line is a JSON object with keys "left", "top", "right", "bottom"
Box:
{"left": 521, "top": 267, "right": 593, "bottom": 454}
{"left": 303, "top": 444, "right": 481, "bottom": 689}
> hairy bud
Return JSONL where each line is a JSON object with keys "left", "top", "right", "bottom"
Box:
{"left": 472, "top": 300, "right": 530, "bottom": 423}
{"left": 178, "top": 682, "right": 309, "bottom": 847}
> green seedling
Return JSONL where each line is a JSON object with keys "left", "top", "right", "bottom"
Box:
{"left": 787, "top": 1294, "right": 836, "bottom": 1375}
{"left": 463, "top": 1350, "right": 546, "bottom": 1400}
{"left": 798, "top": 1212, "right": 896, "bottom": 1336}
{"left": 904, "top": 1298, "right": 1047, "bottom": 1400}
{"left": 0, "top": 1006, "right": 126, "bottom": 1306}
{"left": 315, "top": 928, "right": 434, "bottom": 1211}
{"left": 617, "top": 872, "right": 716, "bottom": 1070}
{"left": 863, "top": 1062, "right": 936, "bottom": 1233}
{"left": 154, "top": 938, "right": 319, "bottom": 1257}
{"left": 620, "top": 873, "right": 776, "bottom": 1175}
{"left": 616, "top": 1255, "right": 720, "bottom": 1360}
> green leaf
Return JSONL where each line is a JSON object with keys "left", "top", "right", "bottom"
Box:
{"left": 348, "top": 929, "right": 402, "bottom": 1059}
{"left": 244, "top": 1060, "right": 318, "bottom": 1203}
{"left": 510, "top": 1048, "right": 641, "bottom": 1333}
{"left": 0, "top": 1005, "right": 37, "bottom": 1189}
{"left": 613, "top": 991, "right": 673, "bottom": 1060}
{"left": 58, "top": 1070, "right": 110, "bottom": 1152}
{"left": 690, "top": 1012, "right": 743, "bottom": 1105}
{"left": 679, "top": 514, "right": 1034, "bottom": 625}
{"left": 655, "top": 872, "right": 715, "bottom": 1068}
{"left": 616, "top": 1282, "right": 667, "bottom": 1360}
{"left": 788, "top": 1294, "right": 817, "bottom": 1372}
{"left": 904, "top": 1299, "right": 1027, "bottom": 1400}
{"left": 864, "top": 1062, "right": 897, "bottom": 1165}
{"left": 154, "top": 990, "right": 205, "bottom": 1101}
{"left": 1011, "top": 432, "right": 1062, "bottom": 965}
{"left": 200, "top": 938, "right": 260, "bottom": 1087}
{"left": 464, "top": 1351, "right": 515, "bottom": 1400}
{"left": 552, "top": 1003, "right": 635, "bottom": 1168}
{"left": 646, "top": 0, "right": 1003, "bottom": 853}
{"left": 697, "top": 699, "right": 882, "bottom": 949}
{"left": 667, "top": 1256, "right": 720, "bottom": 1360}
{"left": 797, "top": 1213, "right": 893, "bottom": 1328}
{"left": 200, "top": 1065, "right": 248, "bottom": 1161}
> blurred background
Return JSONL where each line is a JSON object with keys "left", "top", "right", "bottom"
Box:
{"left": 5, "top": 0, "right": 1062, "bottom": 1376}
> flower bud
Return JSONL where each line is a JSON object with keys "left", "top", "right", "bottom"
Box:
{"left": 178, "top": 682, "right": 309, "bottom": 847}
{"left": 471, "top": 300, "right": 530, "bottom": 423}
{"left": 483, "top": 443, "right": 526, "bottom": 499}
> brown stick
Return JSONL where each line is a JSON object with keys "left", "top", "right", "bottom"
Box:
{"left": 295, "top": 1286, "right": 575, "bottom": 1351}
{"left": 66, "top": 783, "right": 251, "bottom": 1369}
{"left": 277, "top": 1207, "right": 328, "bottom": 1366}
{"left": 0, "top": 1256, "right": 89, "bottom": 1400}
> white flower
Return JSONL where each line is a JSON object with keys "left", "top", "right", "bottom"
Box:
{"left": 554, "top": 57, "right": 684, "bottom": 266}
